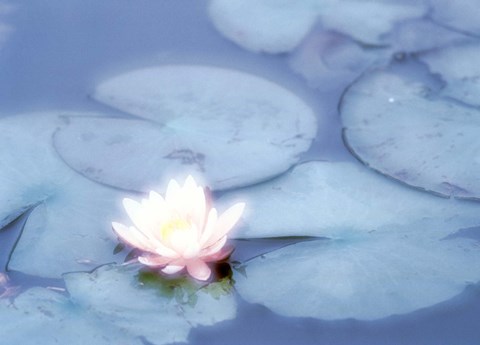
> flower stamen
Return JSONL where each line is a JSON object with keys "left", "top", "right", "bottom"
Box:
{"left": 160, "top": 218, "right": 191, "bottom": 240}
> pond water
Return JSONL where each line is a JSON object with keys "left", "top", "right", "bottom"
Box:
{"left": 1, "top": 0, "right": 480, "bottom": 344}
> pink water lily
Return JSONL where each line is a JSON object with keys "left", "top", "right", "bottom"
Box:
{"left": 112, "top": 176, "right": 245, "bottom": 281}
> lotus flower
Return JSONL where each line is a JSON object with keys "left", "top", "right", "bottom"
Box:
{"left": 112, "top": 176, "right": 245, "bottom": 281}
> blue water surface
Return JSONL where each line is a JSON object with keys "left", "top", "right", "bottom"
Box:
{"left": 1, "top": 1, "right": 480, "bottom": 344}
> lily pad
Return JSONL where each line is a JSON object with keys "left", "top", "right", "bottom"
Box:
{"left": 8, "top": 177, "right": 128, "bottom": 278}
{"left": 58, "top": 65, "right": 317, "bottom": 192}
{"left": 431, "top": 0, "right": 480, "bottom": 37}
{"left": 235, "top": 226, "right": 480, "bottom": 320}
{"left": 0, "top": 113, "right": 130, "bottom": 278}
{"left": 64, "top": 264, "right": 237, "bottom": 344}
{"left": 341, "top": 66, "right": 480, "bottom": 199}
{"left": 208, "top": 0, "right": 427, "bottom": 53}
{"left": 0, "top": 264, "right": 236, "bottom": 344}
{"left": 419, "top": 43, "right": 480, "bottom": 107}
{"left": 208, "top": 0, "right": 319, "bottom": 53}
{"left": 220, "top": 161, "right": 480, "bottom": 239}
{"left": 0, "top": 113, "right": 79, "bottom": 228}
{"left": 289, "top": 30, "right": 387, "bottom": 92}
{"left": 317, "top": 1, "right": 427, "bottom": 45}
{"left": 0, "top": 287, "right": 130, "bottom": 345}
{"left": 289, "top": 19, "right": 468, "bottom": 93}
{"left": 387, "top": 18, "right": 471, "bottom": 53}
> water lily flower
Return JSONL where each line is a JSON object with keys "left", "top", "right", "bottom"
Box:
{"left": 112, "top": 176, "right": 245, "bottom": 281}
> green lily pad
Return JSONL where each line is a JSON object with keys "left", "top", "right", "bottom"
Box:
{"left": 0, "top": 113, "right": 130, "bottom": 278}
{"left": 0, "top": 264, "right": 236, "bottom": 344}
{"left": 64, "top": 264, "right": 237, "bottom": 344}
{"left": 235, "top": 226, "right": 480, "bottom": 320}
{"left": 0, "top": 287, "right": 133, "bottom": 344}
{"left": 431, "top": 0, "right": 480, "bottom": 37}
{"left": 55, "top": 65, "right": 317, "bottom": 192}
{"left": 208, "top": 0, "right": 427, "bottom": 53}
{"left": 220, "top": 161, "right": 480, "bottom": 239}
{"left": 341, "top": 65, "right": 480, "bottom": 199}
{"left": 419, "top": 43, "right": 480, "bottom": 107}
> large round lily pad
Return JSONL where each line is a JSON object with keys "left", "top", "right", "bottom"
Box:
{"left": 57, "top": 65, "right": 317, "bottom": 192}
{"left": 431, "top": 0, "right": 480, "bottom": 37}
{"left": 288, "top": 19, "right": 468, "bottom": 93}
{"left": 341, "top": 66, "right": 480, "bottom": 199}
{"left": 208, "top": 0, "right": 427, "bottom": 53}
{"left": 64, "top": 264, "right": 237, "bottom": 344}
{"left": 0, "top": 287, "right": 128, "bottom": 345}
{"left": 0, "top": 264, "right": 236, "bottom": 344}
{"left": 0, "top": 113, "right": 130, "bottom": 278}
{"left": 220, "top": 161, "right": 480, "bottom": 239}
{"left": 235, "top": 226, "right": 480, "bottom": 320}
{"left": 419, "top": 43, "right": 480, "bottom": 108}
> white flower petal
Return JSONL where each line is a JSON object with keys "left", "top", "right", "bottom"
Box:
{"left": 183, "top": 241, "right": 201, "bottom": 260}
{"left": 203, "top": 245, "right": 234, "bottom": 262}
{"left": 199, "top": 208, "right": 218, "bottom": 246}
{"left": 190, "top": 186, "right": 207, "bottom": 231}
{"left": 111, "top": 222, "right": 151, "bottom": 252}
{"left": 176, "top": 176, "right": 203, "bottom": 224}
{"left": 168, "top": 226, "right": 198, "bottom": 256}
{"left": 162, "top": 265, "right": 185, "bottom": 275}
{"left": 205, "top": 202, "right": 244, "bottom": 247}
{"left": 201, "top": 236, "right": 227, "bottom": 258}
{"left": 186, "top": 259, "right": 211, "bottom": 281}
{"left": 123, "top": 198, "right": 171, "bottom": 249}
{"left": 165, "top": 179, "right": 181, "bottom": 205}
{"left": 148, "top": 190, "right": 166, "bottom": 210}
{"left": 137, "top": 255, "right": 172, "bottom": 267}
{"left": 183, "top": 175, "right": 197, "bottom": 193}
{"left": 153, "top": 243, "right": 179, "bottom": 259}
{"left": 122, "top": 198, "right": 151, "bottom": 234}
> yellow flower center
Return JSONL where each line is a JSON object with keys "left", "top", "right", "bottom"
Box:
{"left": 161, "top": 218, "right": 191, "bottom": 240}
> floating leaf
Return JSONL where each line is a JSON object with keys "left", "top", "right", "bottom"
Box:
{"left": 0, "top": 264, "right": 237, "bottom": 344}
{"left": 0, "top": 287, "right": 133, "bottom": 344}
{"left": 419, "top": 43, "right": 480, "bottom": 107}
{"left": 220, "top": 161, "right": 480, "bottom": 239}
{"left": 387, "top": 18, "right": 471, "bottom": 52}
{"left": 235, "top": 227, "right": 480, "bottom": 320}
{"left": 289, "top": 30, "right": 387, "bottom": 92}
{"left": 0, "top": 113, "right": 131, "bottom": 278}
{"left": 55, "top": 65, "right": 318, "bottom": 192}
{"left": 208, "top": 0, "right": 427, "bottom": 53}
{"left": 64, "top": 264, "right": 237, "bottom": 344}
{"left": 431, "top": 0, "right": 480, "bottom": 37}
{"left": 341, "top": 64, "right": 480, "bottom": 199}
